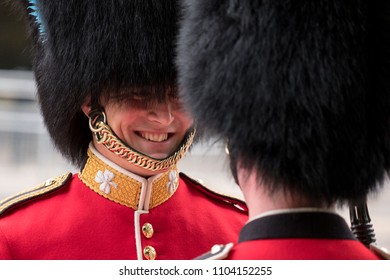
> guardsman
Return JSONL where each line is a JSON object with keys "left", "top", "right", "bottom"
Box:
{"left": 177, "top": 0, "right": 390, "bottom": 259}
{"left": 0, "top": 0, "right": 247, "bottom": 260}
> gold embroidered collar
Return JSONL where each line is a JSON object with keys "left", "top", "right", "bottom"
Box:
{"left": 79, "top": 146, "right": 179, "bottom": 210}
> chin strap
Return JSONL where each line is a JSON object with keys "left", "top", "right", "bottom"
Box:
{"left": 88, "top": 109, "right": 195, "bottom": 172}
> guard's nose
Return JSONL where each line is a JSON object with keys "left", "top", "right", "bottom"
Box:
{"left": 147, "top": 101, "right": 174, "bottom": 125}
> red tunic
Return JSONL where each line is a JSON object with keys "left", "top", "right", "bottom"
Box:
{"left": 0, "top": 148, "right": 247, "bottom": 260}
{"left": 228, "top": 239, "right": 380, "bottom": 260}
{"left": 197, "top": 211, "right": 382, "bottom": 260}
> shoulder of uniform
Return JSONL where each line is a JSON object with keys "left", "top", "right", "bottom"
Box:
{"left": 180, "top": 172, "right": 248, "bottom": 213}
{"left": 194, "top": 243, "right": 234, "bottom": 260}
{"left": 0, "top": 172, "right": 72, "bottom": 216}
{"left": 370, "top": 243, "right": 390, "bottom": 260}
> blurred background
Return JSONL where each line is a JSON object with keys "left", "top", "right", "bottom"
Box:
{"left": 0, "top": 1, "right": 389, "bottom": 251}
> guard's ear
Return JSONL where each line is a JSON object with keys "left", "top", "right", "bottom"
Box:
{"left": 81, "top": 95, "right": 92, "bottom": 116}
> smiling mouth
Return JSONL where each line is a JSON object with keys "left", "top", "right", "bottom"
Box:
{"left": 139, "top": 132, "right": 171, "bottom": 142}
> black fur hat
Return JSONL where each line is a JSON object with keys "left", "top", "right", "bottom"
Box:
{"left": 17, "top": 0, "right": 179, "bottom": 167}
{"left": 177, "top": 0, "right": 390, "bottom": 204}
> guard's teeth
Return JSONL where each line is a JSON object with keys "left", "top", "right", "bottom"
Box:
{"left": 141, "top": 132, "right": 168, "bottom": 142}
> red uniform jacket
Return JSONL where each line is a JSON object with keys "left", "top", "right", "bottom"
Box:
{"left": 197, "top": 211, "right": 384, "bottom": 260}
{"left": 0, "top": 148, "right": 247, "bottom": 260}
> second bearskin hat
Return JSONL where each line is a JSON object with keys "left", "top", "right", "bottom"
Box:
{"left": 177, "top": 0, "right": 390, "bottom": 204}
{"left": 17, "top": 0, "right": 179, "bottom": 167}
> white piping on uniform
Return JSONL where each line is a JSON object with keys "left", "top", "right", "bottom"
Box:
{"left": 134, "top": 176, "right": 157, "bottom": 259}
{"left": 143, "top": 177, "right": 156, "bottom": 211}
{"left": 134, "top": 210, "right": 149, "bottom": 260}
{"left": 138, "top": 180, "right": 148, "bottom": 211}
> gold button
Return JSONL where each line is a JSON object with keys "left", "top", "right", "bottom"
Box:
{"left": 142, "top": 223, "right": 154, "bottom": 239}
{"left": 143, "top": 245, "right": 156, "bottom": 260}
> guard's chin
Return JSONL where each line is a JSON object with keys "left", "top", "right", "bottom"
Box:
{"left": 148, "top": 153, "right": 170, "bottom": 160}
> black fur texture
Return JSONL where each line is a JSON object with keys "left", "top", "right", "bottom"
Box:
{"left": 17, "top": 0, "right": 179, "bottom": 167}
{"left": 177, "top": 0, "right": 390, "bottom": 204}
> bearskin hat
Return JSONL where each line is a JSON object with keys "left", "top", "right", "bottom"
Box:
{"left": 17, "top": 0, "right": 179, "bottom": 167}
{"left": 177, "top": 0, "right": 390, "bottom": 204}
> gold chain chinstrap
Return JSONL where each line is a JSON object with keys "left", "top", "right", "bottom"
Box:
{"left": 88, "top": 111, "right": 195, "bottom": 172}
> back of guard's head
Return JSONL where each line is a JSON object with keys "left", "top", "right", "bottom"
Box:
{"left": 177, "top": 0, "right": 390, "bottom": 205}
